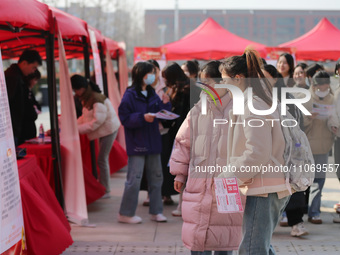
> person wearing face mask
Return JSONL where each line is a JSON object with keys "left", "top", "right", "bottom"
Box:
{"left": 304, "top": 71, "right": 335, "bottom": 224}
{"left": 327, "top": 61, "right": 340, "bottom": 222}
{"left": 118, "top": 62, "right": 171, "bottom": 224}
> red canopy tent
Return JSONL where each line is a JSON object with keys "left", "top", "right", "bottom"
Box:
{"left": 0, "top": 0, "right": 52, "bottom": 59}
{"left": 279, "top": 18, "right": 340, "bottom": 61}
{"left": 162, "top": 17, "right": 266, "bottom": 60}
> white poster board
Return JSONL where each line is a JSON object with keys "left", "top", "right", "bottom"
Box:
{"left": 0, "top": 50, "right": 25, "bottom": 254}
{"left": 88, "top": 28, "right": 103, "bottom": 92}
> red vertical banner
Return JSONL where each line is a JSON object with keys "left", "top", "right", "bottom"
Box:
{"left": 0, "top": 50, "right": 25, "bottom": 254}
{"left": 58, "top": 31, "right": 88, "bottom": 225}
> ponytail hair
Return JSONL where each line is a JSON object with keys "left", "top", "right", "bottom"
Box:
{"left": 220, "top": 48, "right": 272, "bottom": 106}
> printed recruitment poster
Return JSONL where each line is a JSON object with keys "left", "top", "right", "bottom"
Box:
{"left": 88, "top": 28, "right": 104, "bottom": 93}
{"left": 0, "top": 50, "right": 25, "bottom": 254}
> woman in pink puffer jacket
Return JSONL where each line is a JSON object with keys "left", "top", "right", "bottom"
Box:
{"left": 170, "top": 61, "right": 243, "bottom": 255}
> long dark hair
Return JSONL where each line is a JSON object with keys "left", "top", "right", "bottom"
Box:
{"left": 162, "top": 62, "right": 189, "bottom": 87}
{"left": 183, "top": 60, "right": 199, "bottom": 78}
{"left": 307, "top": 63, "right": 324, "bottom": 78}
{"left": 130, "top": 62, "right": 155, "bottom": 92}
{"left": 220, "top": 48, "right": 272, "bottom": 106}
{"left": 71, "top": 74, "right": 102, "bottom": 93}
{"left": 263, "top": 64, "right": 285, "bottom": 101}
{"left": 200, "top": 60, "right": 222, "bottom": 82}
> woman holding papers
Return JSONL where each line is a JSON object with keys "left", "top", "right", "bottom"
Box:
{"left": 218, "top": 49, "right": 290, "bottom": 255}
{"left": 170, "top": 61, "right": 243, "bottom": 255}
{"left": 118, "top": 61, "right": 171, "bottom": 224}
{"left": 304, "top": 71, "right": 334, "bottom": 224}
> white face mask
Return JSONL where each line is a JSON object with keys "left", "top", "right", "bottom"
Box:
{"left": 315, "top": 88, "right": 330, "bottom": 98}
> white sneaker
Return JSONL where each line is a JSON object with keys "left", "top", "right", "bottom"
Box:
{"left": 150, "top": 213, "right": 167, "bottom": 222}
{"left": 117, "top": 214, "right": 142, "bottom": 224}
{"left": 279, "top": 216, "right": 288, "bottom": 227}
{"left": 171, "top": 209, "right": 182, "bottom": 217}
{"left": 333, "top": 215, "right": 340, "bottom": 223}
{"left": 291, "top": 222, "right": 308, "bottom": 237}
{"left": 101, "top": 193, "right": 111, "bottom": 199}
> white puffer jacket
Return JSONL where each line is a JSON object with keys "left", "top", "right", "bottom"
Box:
{"left": 78, "top": 98, "right": 120, "bottom": 140}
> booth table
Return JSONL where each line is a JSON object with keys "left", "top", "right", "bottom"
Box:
{"left": 18, "top": 155, "right": 73, "bottom": 255}
{"left": 20, "top": 135, "right": 128, "bottom": 204}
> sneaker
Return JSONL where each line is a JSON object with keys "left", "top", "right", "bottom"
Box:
{"left": 333, "top": 215, "right": 340, "bottom": 223}
{"left": 334, "top": 203, "right": 340, "bottom": 214}
{"left": 118, "top": 214, "right": 142, "bottom": 224}
{"left": 279, "top": 216, "right": 289, "bottom": 227}
{"left": 150, "top": 213, "right": 167, "bottom": 222}
{"left": 171, "top": 209, "right": 182, "bottom": 217}
{"left": 291, "top": 222, "right": 309, "bottom": 237}
{"left": 308, "top": 216, "right": 322, "bottom": 224}
{"left": 101, "top": 192, "right": 111, "bottom": 199}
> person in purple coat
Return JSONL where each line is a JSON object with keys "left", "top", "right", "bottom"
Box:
{"left": 118, "top": 61, "right": 171, "bottom": 224}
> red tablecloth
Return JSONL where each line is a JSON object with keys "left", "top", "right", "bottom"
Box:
{"left": 21, "top": 136, "right": 128, "bottom": 204}
{"left": 79, "top": 134, "right": 128, "bottom": 175}
{"left": 18, "top": 155, "right": 73, "bottom": 255}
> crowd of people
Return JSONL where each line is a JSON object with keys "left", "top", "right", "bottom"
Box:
{"left": 4, "top": 49, "right": 340, "bottom": 255}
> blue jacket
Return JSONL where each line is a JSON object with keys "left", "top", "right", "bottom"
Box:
{"left": 119, "top": 87, "right": 171, "bottom": 156}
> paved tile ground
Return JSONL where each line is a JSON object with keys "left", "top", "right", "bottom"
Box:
{"left": 61, "top": 157, "right": 340, "bottom": 255}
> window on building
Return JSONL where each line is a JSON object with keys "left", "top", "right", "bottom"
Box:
{"left": 300, "top": 18, "right": 305, "bottom": 25}
{"left": 276, "top": 17, "right": 295, "bottom": 26}
{"left": 157, "top": 17, "right": 163, "bottom": 25}
{"left": 314, "top": 18, "right": 320, "bottom": 25}
{"left": 229, "top": 17, "right": 234, "bottom": 25}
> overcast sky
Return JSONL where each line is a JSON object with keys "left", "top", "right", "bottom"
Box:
{"left": 139, "top": 0, "right": 340, "bottom": 10}
{"left": 51, "top": 0, "right": 340, "bottom": 10}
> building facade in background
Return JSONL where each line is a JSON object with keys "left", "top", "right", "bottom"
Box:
{"left": 145, "top": 9, "right": 340, "bottom": 47}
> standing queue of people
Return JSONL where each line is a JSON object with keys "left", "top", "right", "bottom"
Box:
{"left": 5, "top": 49, "right": 340, "bottom": 255}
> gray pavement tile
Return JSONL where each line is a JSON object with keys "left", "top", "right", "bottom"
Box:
{"left": 62, "top": 156, "right": 340, "bottom": 255}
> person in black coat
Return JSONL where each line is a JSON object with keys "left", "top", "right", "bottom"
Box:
{"left": 161, "top": 62, "right": 191, "bottom": 212}
{"left": 5, "top": 50, "right": 42, "bottom": 146}
{"left": 21, "top": 70, "right": 42, "bottom": 141}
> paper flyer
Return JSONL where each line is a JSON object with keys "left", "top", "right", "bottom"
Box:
{"left": 312, "top": 102, "right": 333, "bottom": 120}
{"left": 214, "top": 177, "right": 243, "bottom": 213}
{"left": 150, "top": 109, "right": 180, "bottom": 120}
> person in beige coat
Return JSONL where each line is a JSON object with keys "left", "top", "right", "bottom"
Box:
{"left": 170, "top": 61, "right": 243, "bottom": 255}
{"left": 218, "top": 49, "right": 290, "bottom": 255}
{"left": 304, "top": 71, "right": 334, "bottom": 224}
{"left": 71, "top": 75, "right": 120, "bottom": 197}
{"left": 327, "top": 62, "right": 340, "bottom": 221}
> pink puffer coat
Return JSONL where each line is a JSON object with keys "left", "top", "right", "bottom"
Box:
{"left": 170, "top": 92, "right": 243, "bottom": 252}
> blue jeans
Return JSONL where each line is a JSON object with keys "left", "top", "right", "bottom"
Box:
{"left": 98, "top": 131, "right": 117, "bottom": 193}
{"left": 119, "top": 154, "right": 163, "bottom": 216}
{"left": 239, "top": 193, "right": 290, "bottom": 255}
{"left": 308, "top": 154, "right": 328, "bottom": 218}
{"left": 191, "top": 251, "right": 233, "bottom": 255}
